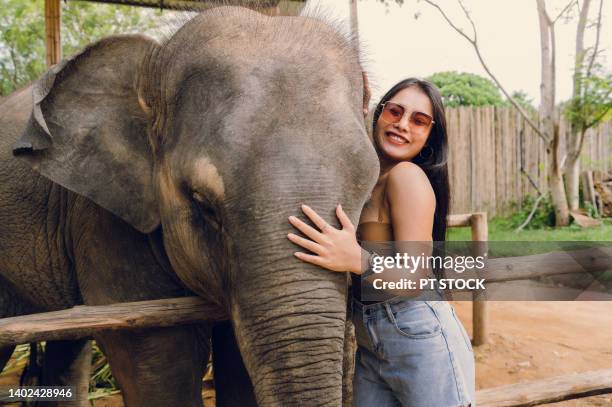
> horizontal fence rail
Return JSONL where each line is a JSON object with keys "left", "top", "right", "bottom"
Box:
{"left": 0, "top": 297, "right": 225, "bottom": 347}
{"left": 476, "top": 368, "right": 612, "bottom": 407}
{"left": 3, "top": 250, "right": 609, "bottom": 346}
{"left": 0, "top": 213, "right": 486, "bottom": 348}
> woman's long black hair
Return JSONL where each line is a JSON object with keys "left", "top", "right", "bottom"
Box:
{"left": 372, "top": 78, "right": 450, "bottom": 242}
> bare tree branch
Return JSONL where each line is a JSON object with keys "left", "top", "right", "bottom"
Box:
{"left": 522, "top": 166, "right": 544, "bottom": 196}
{"left": 457, "top": 0, "right": 477, "bottom": 41}
{"left": 423, "top": 0, "right": 550, "bottom": 144}
{"left": 8, "top": 48, "right": 18, "bottom": 87}
{"left": 573, "top": 0, "right": 590, "bottom": 102}
{"left": 551, "top": 23, "right": 557, "bottom": 117}
{"left": 516, "top": 193, "right": 545, "bottom": 232}
{"left": 585, "top": 0, "right": 603, "bottom": 77}
{"left": 423, "top": 0, "right": 475, "bottom": 44}
{"left": 551, "top": 0, "right": 576, "bottom": 24}
{"left": 541, "top": 0, "right": 553, "bottom": 24}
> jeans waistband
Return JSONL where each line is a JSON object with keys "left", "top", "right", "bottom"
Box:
{"left": 352, "top": 289, "right": 445, "bottom": 314}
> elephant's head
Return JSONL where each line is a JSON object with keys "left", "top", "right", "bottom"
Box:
{"left": 14, "top": 7, "right": 378, "bottom": 405}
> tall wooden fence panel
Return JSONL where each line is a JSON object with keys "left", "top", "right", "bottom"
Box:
{"left": 445, "top": 107, "right": 610, "bottom": 217}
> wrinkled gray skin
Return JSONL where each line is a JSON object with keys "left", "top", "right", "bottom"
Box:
{"left": 0, "top": 7, "right": 378, "bottom": 406}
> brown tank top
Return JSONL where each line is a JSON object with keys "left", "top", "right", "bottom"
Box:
{"left": 356, "top": 222, "right": 393, "bottom": 242}
{"left": 356, "top": 177, "right": 393, "bottom": 242}
{"left": 353, "top": 192, "right": 395, "bottom": 303}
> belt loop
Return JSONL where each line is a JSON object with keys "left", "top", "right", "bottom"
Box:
{"left": 383, "top": 303, "right": 395, "bottom": 324}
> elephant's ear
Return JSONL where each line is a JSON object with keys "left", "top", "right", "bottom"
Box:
{"left": 13, "top": 34, "right": 161, "bottom": 234}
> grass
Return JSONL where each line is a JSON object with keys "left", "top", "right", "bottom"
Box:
{"left": 448, "top": 217, "right": 612, "bottom": 241}
{"left": 447, "top": 216, "right": 612, "bottom": 271}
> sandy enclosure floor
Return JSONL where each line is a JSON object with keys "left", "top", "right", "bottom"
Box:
{"left": 1, "top": 301, "right": 611, "bottom": 406}
{"left": 452, "top": 300, "right": 612, "bottom": 406}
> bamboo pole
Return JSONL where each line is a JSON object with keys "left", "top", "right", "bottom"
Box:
{"left": 44, "top": 0, "right": 62, "bottom": 66}
{"left": 470, "top": 212, "right": 488, "bottom": 346}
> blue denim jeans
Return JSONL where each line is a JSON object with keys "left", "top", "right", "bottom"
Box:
{"left": 352, "top": 295, "right": 475, "bottom": 407}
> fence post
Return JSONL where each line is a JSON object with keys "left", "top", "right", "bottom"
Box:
{"left": 471, "top": 212, "right": 488, "bottom": 346}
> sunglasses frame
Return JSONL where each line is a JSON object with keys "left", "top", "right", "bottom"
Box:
{"left": 380, "top": 102, "right": 435, "bottom": 127}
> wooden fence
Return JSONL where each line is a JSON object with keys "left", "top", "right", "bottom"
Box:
{"left": 3, "top": 212, "right": 612, "bottom": 406}
{"left": 445, "top": 107, "right": 611, "bottom": 217}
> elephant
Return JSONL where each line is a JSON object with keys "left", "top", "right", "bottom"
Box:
{"left": 0, "top": 5, "right": 379, "bottom": 407}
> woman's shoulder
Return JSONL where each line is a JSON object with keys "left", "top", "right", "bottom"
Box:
{"left": 386, "top": 162, "right": 433, "bottom": 190}
{"left": 385, "top": 162, "right": 435, "bottom": 206}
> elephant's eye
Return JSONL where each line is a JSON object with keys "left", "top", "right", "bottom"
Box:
{"left": 191, "top": 190, "right": 221, "bottom": 229}
{"left": 192, "top": 191, "right": 206, "bottom": 203}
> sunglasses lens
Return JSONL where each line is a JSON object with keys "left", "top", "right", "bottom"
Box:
{"left": 381, "top": 102, "right": 404, "bottom": 123}
{"left": 411, "top": 112, "right": 433, "bottom": 128}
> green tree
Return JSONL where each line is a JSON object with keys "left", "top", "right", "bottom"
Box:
{"left": 510, "top": 90, "right": 537, "bottom": 113}
{"left": 562, "top": 0, "right": 610, "bottom": 211}
{"left": 0, "top": 0, "right": 160, "bottom": 96}
{"left": 426, "top": 71, "right": 506, "bottom": 107}
{"left": 0, "top": 1, "right": 45, "bottom": 95}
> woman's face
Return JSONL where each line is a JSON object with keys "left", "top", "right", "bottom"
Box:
{"left": 374, "top": 86, "right": 434, "bottom": 163}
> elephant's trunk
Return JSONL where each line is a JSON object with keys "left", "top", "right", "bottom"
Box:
{"left": 230, "top": 222, "right": 348, "bottom": 406}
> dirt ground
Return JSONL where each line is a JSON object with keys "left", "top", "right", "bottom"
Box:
{"left": 453, "top": 300, "right": 612, "bottom": 406}
{"left": 1, "top": 301, "right": 611, "bottom": 406}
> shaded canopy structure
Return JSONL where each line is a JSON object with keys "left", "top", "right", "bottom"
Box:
{"left": 73, "top": 0, "right": 295, "bottom": 10}
{"left": 43, "top": 0, "right": 307, "bottom": 65}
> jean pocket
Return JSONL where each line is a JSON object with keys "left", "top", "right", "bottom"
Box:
{"left": 390, "top": 302, "right": 442, "bottom": 339}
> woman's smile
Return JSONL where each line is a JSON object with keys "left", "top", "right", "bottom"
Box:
{"left": 385, "top": 130, "right": 410, "bottom": 146}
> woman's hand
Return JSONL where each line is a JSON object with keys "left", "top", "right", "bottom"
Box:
{"left": 288, "top": 204, "right": 363, "bottom": 274}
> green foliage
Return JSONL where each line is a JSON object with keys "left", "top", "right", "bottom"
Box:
{"left": 0, "top": 1, "right": 45, "bottom": 95}
{"left": 89, "top": 342, "right": 119, "bottom": 399}
{"left": 0, "top": 0, "right": 159, "bottom": 96}
{"left": 506, "top": 194, "right": 556, "bottom": 230}
{"left": 426, "top": 71, "right": 506, "bottom": 107}
{"left": 510, "top": 90, "right": 536, "bottom": 113}
{"left": 565, "top": 61, "right": 612, "bottom": 131}
{"left": 584, "top": 201, "right": 600, "bottom": 219}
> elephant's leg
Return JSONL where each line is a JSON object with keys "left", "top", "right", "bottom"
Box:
{"left": 0, "top": 277, "right": 28, "bottom": 377}
{"left": 37, "top": 339, "right": 91, "bottom": 407}
{"left": 212, "top": 321, "right": 257, "bottom": 407}
{"left": 95, "top": 325, "right": 209, "bottom": 407}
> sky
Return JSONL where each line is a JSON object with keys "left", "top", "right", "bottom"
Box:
{"left": 302, "top": 0, "right": 612, "bottom": 106}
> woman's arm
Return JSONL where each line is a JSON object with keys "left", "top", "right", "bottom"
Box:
{"left": 287, "top": 162, "right": 436, "bottom": 281}
{"left": 287, "top": 204, "right": 366, "bottom": 274}
{"left": 386, "top": 161, "right": 435, "bottom": 242}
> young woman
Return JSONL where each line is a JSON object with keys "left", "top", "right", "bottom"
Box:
{"left": 287, "top": 78, "right": 475, "bottom": 406}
